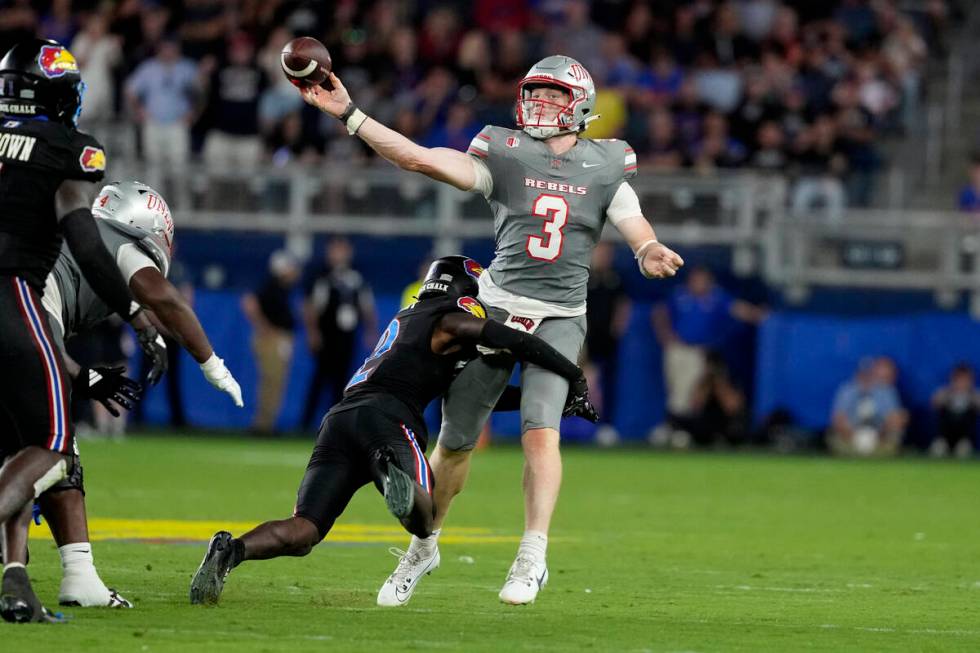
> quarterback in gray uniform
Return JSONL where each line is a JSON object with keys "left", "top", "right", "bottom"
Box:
{"left": 300, "top": 55, "right": 683, "bottom": 605}
{"left": 33, "top": 180, "right": 243, "bottom": 608}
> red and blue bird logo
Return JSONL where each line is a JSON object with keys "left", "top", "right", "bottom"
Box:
{"left": 37, "top": 45, "right": 78, "bottom": 79}
{"left": 463, "top": 258, "right": 484, "bottom": 280}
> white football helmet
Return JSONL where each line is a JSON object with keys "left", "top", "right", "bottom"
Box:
{"left": 516, "top": 55, "right": 598, "bottom": 139}
{"left": 92, "top": 180, "right": 174, "bottom": 277}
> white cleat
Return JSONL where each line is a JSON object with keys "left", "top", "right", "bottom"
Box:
{"left": 499, "top": 553, "right": 548, "bottom": 605}
{"left": 59, "top": 573, "right": 133, "bottom": 608}
{"left": 377, "top": 545, "right": 440, "bottom": 607}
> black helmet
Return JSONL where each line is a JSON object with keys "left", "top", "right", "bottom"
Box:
{"left": 0, "top": 39, "right": 84, "bottom": 126}
{"left": 417, "top": 256, "right": 483, "bottom": 301}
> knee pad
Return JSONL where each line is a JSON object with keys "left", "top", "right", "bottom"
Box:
{"left": 45, "top": 455, "right": 84, "bottom": 495}
{"left": 33, "top": 458, "right": 68, "bottom": 498}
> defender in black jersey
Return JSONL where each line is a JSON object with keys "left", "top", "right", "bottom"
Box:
{"left": 189, "top": 256, "right": 597, "bottom": 606}
{"left": 0, "top": 39, "right": 164, "bottom": 624}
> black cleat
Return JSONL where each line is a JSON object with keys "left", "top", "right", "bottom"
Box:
{"left": 1, "top": 567, "right": 65, "bottom": 624}
{"left": 190, "top": 531, "right": 236, "bottom": 606}
{"left": 382, "top": 458, "right": 416, "bottom": 520}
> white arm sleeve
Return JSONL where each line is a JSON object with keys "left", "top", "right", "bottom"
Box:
{"left": 468, "top": 156, "right": 494, "bottom": 198}
{"left": 116, "top": 243, "right": 158, "bottom": 283}
{"left": 605, "top": 181, "right": 643, "bottom": 226}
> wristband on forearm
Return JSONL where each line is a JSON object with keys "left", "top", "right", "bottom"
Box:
{"left": 338, "top": 102, "right": 367, "bottom": 136}
{"left": 635, "top": 238, "right": 659, "bottom": 279}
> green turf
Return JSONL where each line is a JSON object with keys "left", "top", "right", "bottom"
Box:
{"left": 5, "top": 435, "right": 980, "bottom": 651}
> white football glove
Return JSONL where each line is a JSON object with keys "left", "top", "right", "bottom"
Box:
{"left": 200, "top": 353, "right": 244, "bottom": 407}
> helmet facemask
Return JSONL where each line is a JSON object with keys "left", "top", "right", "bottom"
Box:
{"left": 517, "top": 79, "right": 586, "bottom": 139}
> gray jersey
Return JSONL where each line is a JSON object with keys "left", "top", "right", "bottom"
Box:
{"left": 467, "top": 126, "right": 637, "bottom": 307}
{"left": 47, "top": 220, "right": 165, "bottom": 337}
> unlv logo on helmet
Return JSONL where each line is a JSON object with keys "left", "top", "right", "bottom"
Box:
{"left": 79, "top": 146, "right": 105, "bottom": 172}
{"left": 568, "top": 64, "right": 591, "bottom": 83}
{"left": 463, "top": 259, "right": 484, "bottom": 280}
{"left": 37, "top": 45, "right": 78, "bottom": 79}
{"left": 457, "top": 296, "right": 486, "bottom": 319}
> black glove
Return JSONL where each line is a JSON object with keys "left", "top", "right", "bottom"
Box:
{"left": 73, "top": 366, "right": 142, "bottom": 417}
{"left": 563, "top": 374, "right": 599, "bottom": 423}
{"left": 136, "top": 326, "right": 168, "bottom": 386}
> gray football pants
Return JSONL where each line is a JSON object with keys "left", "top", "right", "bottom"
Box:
{"left": 438, "top": 306, "right": 586, "bottom": 452}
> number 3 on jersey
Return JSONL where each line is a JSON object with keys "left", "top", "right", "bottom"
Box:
{"left": 526, "top": 194, "right": 569, "bottom": 262}
{"left": 346, "top": 318, "right": 400, "bottom": 389}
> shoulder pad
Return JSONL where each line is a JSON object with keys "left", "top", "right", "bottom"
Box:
{"left": 467, "top": 125, "right": 493, "bottom": 160}
{"left": 98, "top": 220, "right": 169, "bottom": 277}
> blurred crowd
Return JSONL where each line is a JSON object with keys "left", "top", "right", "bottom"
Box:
{"left": 0, "top": 0, "right": 955, "bottom": 211}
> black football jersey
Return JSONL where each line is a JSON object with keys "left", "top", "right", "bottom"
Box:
{"left": 0, "top": 117, "right": 106, "bottom": 289}
{"left": 339, "top": 294, "right": 487, "bottom": 424}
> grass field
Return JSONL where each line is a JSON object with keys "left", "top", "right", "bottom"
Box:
{"left": 5, "top": 434, "right": 980, "bottom": 651}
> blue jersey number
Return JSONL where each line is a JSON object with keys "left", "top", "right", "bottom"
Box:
{"left": 346, "top": 318, "right": 400, "bottom": 389}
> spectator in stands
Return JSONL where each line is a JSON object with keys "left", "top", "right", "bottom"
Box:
{"left": 828, "top": 356, "right": 908, "bottom": 456}
{"left": 700, "top": 2, "right": 756, "bottom": 67}
{"left": 635, "top": 48, "right": 685, "bottom": 107}
{"left": 671, "top": 79, "right": 708, "bottom": 153}
{"left": 202, "top": 32, "right": 268, "bottom": 169}
{"left": 790, "top": 113, "right": 847, "bottom": 220}
{"left": 417, "top": 5, "right": 461, "bottom": 68}
{"left": 652, "top": 266, "right": 767, "bottom": 437}
{"left": 691, "top": 111, "right": 747, "bottom": 171}
{"left": 422, "top": 99, "right": 480, "bottom": 151}
{"left": 730, "top": 73, "right": 778, "bottom": 146}
{"left": 39, "top": 0, "right": 76, "bottom": 46}
{"left": 956, "top": 155, "right": 980, "bottom": 213}
{"left": 833, "top": 78, "right": 880, "bottom": 206}
{"left": 0, "top": 0, "right": 37, "bottom": 56}
{"left": 749, "top": 120, "right": 789, "bottom": 171}
{"left": 636, "top": 109, "right": 684, "bottom": 171}
{"left": 930, "top": 363, "right": 979, "bottom": 458}
{"left": 585, "top": 242, "right": 631, "bottom": 443}
{"left": 673, "top": 351, "right": 748, "bottom": 448}
{"left": 546, "top": 0, "right": 604, "bottom": 76}
{"left": 241, "top": 251, "right": 301, "bottom": 435}
{"left": 126, "top": 36, "right": 200, "bottom": 171}
{"left": 71, "top": 10, "right": 122, "bottom": 136}
{"left": 178, "top": 0, "right": 231, "bottom": 60}
{"left": 301, "top": 237, "right": 378, "bottom": 428}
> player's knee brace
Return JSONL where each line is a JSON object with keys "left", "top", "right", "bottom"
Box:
{"left": 45, "top": 455, "right": 84, "bottom": 495}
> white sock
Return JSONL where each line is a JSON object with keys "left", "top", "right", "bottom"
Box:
{"left": 410, "top": 529, "right": 440, "bottom": 554}
{"left": 3, "top": 562, "right": 26, "bottom": 572}
{"left": 59, "top": 542, "right": 98, "bottom": 576}
{"left": 59, "top": 543, "right": 110, "bottom": 605}
{"left": 518, "top": 530, "right": 548, "bottom": 562}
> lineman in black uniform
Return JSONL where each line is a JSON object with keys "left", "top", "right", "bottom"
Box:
{"left": 0, "top": 39, "right": 165, "bottom": 623}
{"left": 190, "top": 256, "right": 597, "bottom": 605}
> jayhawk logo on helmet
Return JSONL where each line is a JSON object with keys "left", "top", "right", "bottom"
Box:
{"left": 463, "top": 258, "right": 484, "bottom": 280}
{"left": 37, "top": 45, "right": 78, "bottom": 79}
{"left": 79, "top": 146, "right": 105, "bottom": 172}
{"left": 457, "top": 296, "right": 486, "bottom": 319}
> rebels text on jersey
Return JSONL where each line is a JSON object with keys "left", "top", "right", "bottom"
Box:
{"left": 0, "top": 118, "right": 106, "bottom": 289}
{"left": 339, "top": 295, "right": 485, "bottom": 427}
{"left": 466, "top": 126, "right": 636, "bottom": 307}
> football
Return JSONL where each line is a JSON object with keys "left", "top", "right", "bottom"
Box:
{"left": 280, "top": 36, "right": 332, "bottom": 89}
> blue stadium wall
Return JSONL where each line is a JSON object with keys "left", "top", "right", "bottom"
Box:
{"left": 137, "top": 232, "right": 980, "bottom": 444}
